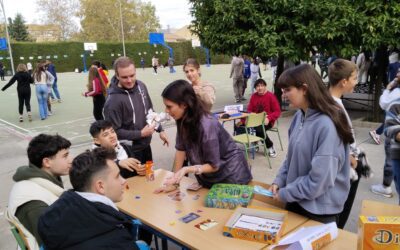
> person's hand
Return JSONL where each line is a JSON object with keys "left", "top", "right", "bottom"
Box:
{"left": 172, "top": 167, "right": 189, "bottom": 184}
{"left": 350, "top": 155, "right": 357, "bottom": 169}
{"left": 387, "top": 79, "right": 398, "bottom": 90}
{"left": 81, "top": 92, "right": 86, "bottom": 97}
{"left": 396, "top": 131, "right": 400, "bottom": 142}
{"left": 141, "top": 125, "right": 155, "bottom": 137}
{"left": 269, "top": 183, "right": 279, "bottom": 195}
{"left": 119, "top": 158, "right": 146, "bottom": 175}
{"left": 264, "top": 117, "right": 270, "bottom": 125}
{"left": 159, "top": 131, "right": 169, "bottom": 146}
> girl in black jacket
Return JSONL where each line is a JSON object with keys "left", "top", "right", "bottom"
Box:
{"left": 1, "top": 64, "right": 34, "bottom": 122}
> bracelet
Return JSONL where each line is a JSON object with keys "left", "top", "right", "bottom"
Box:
{"left": 194, "top": 165, "right": 202, "bottom": 175}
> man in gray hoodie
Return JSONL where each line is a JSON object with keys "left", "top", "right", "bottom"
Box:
{"left": 104, "top": 57, "right": 169, "bottom": 171}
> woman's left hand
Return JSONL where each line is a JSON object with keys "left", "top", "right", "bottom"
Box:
{"left": 173, "top": 167, "right": 189, "bottom": 184}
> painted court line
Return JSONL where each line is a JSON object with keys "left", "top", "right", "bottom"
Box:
{"left": 29, "top": 117, "right": 93, "bottom": 129}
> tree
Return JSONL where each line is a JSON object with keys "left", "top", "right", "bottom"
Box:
{"left": 8, "top": 14, "right": 31, "bottom": 41}
{"left": 78, "top": 0, "right": 160, "bottom": 42}
{"left": 36, "top": 0, "right": 80, "bottom": 40}
{"left": 189, "top": 0, "right": 400, "bottom": 121}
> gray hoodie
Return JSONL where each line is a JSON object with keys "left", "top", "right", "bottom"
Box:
{"left": 273, "top": 109, "right": 350, "bottom": 215}
{"left": 104, "top": 77, "right": 161, "bottom": 152}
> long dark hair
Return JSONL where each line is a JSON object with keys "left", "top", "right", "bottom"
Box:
{"left": 277, "top": 64, "right": 354, "bottom": 144}
{"left": 162, "top": 80, "right": 207, "bottom": 145}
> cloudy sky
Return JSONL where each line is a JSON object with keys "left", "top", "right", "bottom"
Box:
{"left": 3, "top": 0, "right": 193, "bottom": 29}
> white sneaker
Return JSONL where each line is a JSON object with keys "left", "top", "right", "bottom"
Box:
{"left": 268, "top": 147, "right": 277, "bottom": 158}
{"left": 48, "top": 111, "right": 53, "bottom": 116}
{"left": 370, "top": 184, "right": 393, "bottom": 198}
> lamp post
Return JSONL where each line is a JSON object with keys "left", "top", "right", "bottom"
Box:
{"left": 118, "top": 0, "right": 126, "bottom": 57}
{"left": 0, "top": 0, "right": 14, "bottom": 75}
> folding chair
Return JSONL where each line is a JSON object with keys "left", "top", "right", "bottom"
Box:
{"left": 269, "top": 119, "right": 283, "bottom": 151}
{"left": 232, "top": 112, "right": 272, "bottom": 169}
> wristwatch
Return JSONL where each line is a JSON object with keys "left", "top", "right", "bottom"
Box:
{"left": 194, "top": 165, "right": 202, "bottom": 175}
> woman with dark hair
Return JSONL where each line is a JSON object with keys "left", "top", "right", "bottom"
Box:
{"left": 2, "top": 63, "right": 33, "bottom": 122}
{"left": 269, "top": 64, "right": 353, "bottom": 224}
{"left": 162, "top": 80, "right": 252, "bottom": 188}
{"left": 82, "top": 66, "right": 107, "bottom": 120}
{"left": 33, "top": 63, "right": 54, "bottom": 120}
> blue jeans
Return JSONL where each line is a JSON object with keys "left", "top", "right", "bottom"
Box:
{"left": 35, "top": 84, "right": 48, "bottom": 119}
{"left": 393, "top": 159, "right": 400, "bottom": 204}
{"left": 50, "top": 79, "right": 61, "bottom": 100}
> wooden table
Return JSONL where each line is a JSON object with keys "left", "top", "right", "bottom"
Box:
{"left": 117, "top": 169, "right": 357, "bottom": 249}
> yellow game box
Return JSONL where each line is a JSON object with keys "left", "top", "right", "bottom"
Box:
{"left": 222, "top": 206, "right": 287, "bottom": 244}
{"left": 358, "top": 215, "right": 400, "bottom": 250}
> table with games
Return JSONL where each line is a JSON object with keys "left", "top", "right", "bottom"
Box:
{"left": 117, "top": 169, "right": 357, "bottom": 250}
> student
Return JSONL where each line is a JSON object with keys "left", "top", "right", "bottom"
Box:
{"left": 33, "top": 63, "right": 55, "bottom": 120}
{"left": 162, "top": 79, "right": 252, "bottom": 188}
{"left": 328, "top": 59, "right": 363, "bottom": 228}
{"left": 269, "top": 64, "right": 353, "bottom": 224}
{"left": 38, "top": 148, "right": 140, "bottom": 250}
{"left": 90, "top": 120, "right": 145, "bottom": 178}
{"left": 82, "top": 66, "right": 107, "bottom": 120}
{"left": 183, "top": 58, "right": 216, "bottom": 111}
{"left": 5, "top": 134, "right": 72, "bottom": 249}
{"left": 236, "top": 78, "right": 281, "bottom": 158}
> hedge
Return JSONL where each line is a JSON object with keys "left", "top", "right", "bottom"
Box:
{"left": 0, "top": 41, "right": 231, "bottom": 73}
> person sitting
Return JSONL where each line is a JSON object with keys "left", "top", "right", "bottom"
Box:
{"left": 162, "top": 79, "right": 252, "bottom": 188}
{"left": 5, "top": 134, "right": 72, "bottom": 249}
{"left": 90, "top": 120, "right": 145, "bottom": 178}
{"left": 38, "top": 148, "right": 140, "bottom": 250}
{"left": 236, "top": 78, "right": 281, "bottom": 157}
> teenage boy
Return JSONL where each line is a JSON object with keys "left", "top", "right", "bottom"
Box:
{"left": 6, "top": 134, "right": 72, "bottom": 249}
{"left": 90, "top": 120, "right": 145, "bottom": 178}
{"left": 38, "top": 148, "right": 140, "bottom": 250}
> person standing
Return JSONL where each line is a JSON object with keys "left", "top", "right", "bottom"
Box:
{"left": 140, "top": 57, "right": 145, "bottom": 70}
{"left": 243, "top": 55, "right": 251, "bottom": 96}
{"left": 45, "top": 60, "right": 61, "bottom": 103}
{"left": 1, "top": 64, "right": 34, "bottom": 122}
{"left": 269, "top": 64, "right": 353, "bottom": 224}
{"left": 168, "top": 57, "right": 175, "bottom": 73}
{"left": 250, "top": 58, "right": 262, "bottom": 94}
{"left": 183, "top": 58, "right": 216, "bottom": 111}
{"left": 0, "top": 62, "right": 5, "bottom": 81}
{"left": 230, "top": 55, "right": 244, "bottom": 102}
{"left": 27, "top": 62, "right": 33, "bottom": 75}
{"left": 356, "top": 50, "right": 371, "bottom": 85}
{"left": 151, "top": 56, "right": 158, "bottom": 75}
{"left": 82, "top": 66, "right": 107, "bottom": 121}
{"left": 33, "top": 63, "right": 54, "bottom": 120}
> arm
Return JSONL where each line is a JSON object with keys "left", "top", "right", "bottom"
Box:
{"left": 15, "top": 200, "right": 48, "bottom": 246}
{"left": 84, "top": 79, "right": 98, "bottom": 97}
{"left": 1, "top": 75, "right": 17, "bottom": 91}
{"left": 173, "top": 150, "right": 186, "bottom": 172}
{"left": 384, "top": 105, "right": 400, "bottom": 141}
{"left": 379, "top": 84, "right": 400, "bottom": 110}
{"left": 46, "top": 71, "right": 55, "bottom": 85}
{"left": 258, "top": 67, "right": 262, "bottom": 78}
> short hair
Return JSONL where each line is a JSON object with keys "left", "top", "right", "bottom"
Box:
{"left": 254, "top": 78, "right": 267, "bottom": 89}
{"left": 113, "top": 57, "right": 135, "bottom": 76}
{"left": 17, "top": 64, "right": 27, "bottom": 72}
{"left": 70, "top": 148, "right": 117, "bottom": 192}
{"left": 89, "top": 120, "right": 113, "bottom": 138}
{"left": 27, "top": 134, "right": 71, "bottom": 168}
{"left": 328, "top": 59, "right": 358, "bottom": 87}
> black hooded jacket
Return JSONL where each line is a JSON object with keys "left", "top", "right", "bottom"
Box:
{"left": 38, "top": 190, "right": 138, "bottom": 250}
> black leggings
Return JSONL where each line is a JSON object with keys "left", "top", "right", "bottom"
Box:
{"left": 92, "top": 94, "right": 105, "bottom": 120}
{"left": 286, "top": 202, "right": 339, "bottom": 225}
{"left": 17, "top": 87, "right": 31, "bottom": 115}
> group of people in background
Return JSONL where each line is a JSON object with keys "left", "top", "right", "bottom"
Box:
{"left": 1, "top": 60, "right": 61, "bottom": 122}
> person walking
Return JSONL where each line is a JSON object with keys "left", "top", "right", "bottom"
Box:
{"left": 230, "top": 55, "right": 245, "bottom": 102}
{"left": 1, "top": 64, "right": 34, "bottom": 122}
{"left": 82, "top": 66, "right": 107, "bottom": 121}
{"left": 33, "top": 63, "right": 54, "bottom": 120}
{"left": 45, "top": 60, "right": 61, "bottom": 102}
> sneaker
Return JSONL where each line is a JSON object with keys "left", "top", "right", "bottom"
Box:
{"left": 268, "top": 147, "right": 277, "bottom": 158}
{"left": 241, "top": 97, "right": 247, "bottom": 101}
{"left": 48, "top": 111, "right": 53, "bottom": 116}
{"left": 57, "top": 99, "right": 62, "bottom": 103}
{"left": 235, "top": 99, "right": 241, "bottom": 103}
{"left": 370, "top": 184, "right": 393, "bottom": 198}
{"left": 28, "top": 114, "right": 32, "bottom": 122}
{"left": 19, "top": 116, "right": 23, "bottom": 122}
{"left": 369, "top": 130, "right": 381, "bottom": 145}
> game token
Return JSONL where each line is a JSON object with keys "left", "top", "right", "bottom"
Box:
{"left": 135, "top": 195, "right": 141, "bottom": 199}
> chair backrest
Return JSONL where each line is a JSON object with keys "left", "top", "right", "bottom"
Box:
{"left": 245, "top": 112, "right": 265, "bottom": 128}
{"left": 9, "top": 221, "right": 29, "bottom": 250}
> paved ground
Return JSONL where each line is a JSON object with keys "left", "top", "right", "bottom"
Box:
{"left": 0, "top": 64, "right": 394, "bottom": 249}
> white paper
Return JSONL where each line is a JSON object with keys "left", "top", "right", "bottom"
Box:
{"left": 233, "top": 214, "right": 282, "bottom": 233}
{"left": 224, "top": 104, "right": 243, "bottom": 113}
{"left": 271, "top": 222, "right": 338, "bottom": 250}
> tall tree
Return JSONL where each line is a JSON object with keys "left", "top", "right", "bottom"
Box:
{"left": 36, "top": 0, "right": 80, "bottom": 40}
{"left": 189, "top": 0, "right": 400, "bottom": 120}
{"left": 78, "top": 0, "right": 160, "bottom": 42}
{"left": 8, "top": 14, "right": 31, "bottom": 41}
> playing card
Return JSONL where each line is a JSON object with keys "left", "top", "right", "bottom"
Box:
{"left": 195, "top": 219, "right": 218, "bottom": 230}
{"left": 187, "top": 182, "right": 202, "bottom": 191}
{"left": 179, "top": 212, "right": 200, "bottom": 223}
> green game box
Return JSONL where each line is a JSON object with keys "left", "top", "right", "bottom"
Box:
{"left": 205, "top": 184, "right": 254, "bottom": 209}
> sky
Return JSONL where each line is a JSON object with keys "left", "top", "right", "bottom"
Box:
{"left": 2, "top": 0, "right": 193, "bottom": 29}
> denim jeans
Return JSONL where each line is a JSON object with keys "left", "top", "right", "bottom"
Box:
{"left": 393, "top": 159, "right": 400, "bottom": 204}
{"left": 35, "top": 84, "right": 48, "bottom": 119}
{"left": 50, "top": 79, "right": 61, "bottom": 100}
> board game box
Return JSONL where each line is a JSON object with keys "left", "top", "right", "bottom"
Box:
{"left": 205, "top": 184, "right": 254, "bottom": 209}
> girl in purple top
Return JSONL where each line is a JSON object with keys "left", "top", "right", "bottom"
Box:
{"left": 162, "top": 80, "right": 252, "bottom": 188}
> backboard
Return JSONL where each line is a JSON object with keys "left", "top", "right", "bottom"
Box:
{"left": 84, "top": 42, "right": 97, "bottom": 52}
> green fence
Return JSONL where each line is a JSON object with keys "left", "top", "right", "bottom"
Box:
{"left": 0, "top": 41, "right": 231, "bottom": 73}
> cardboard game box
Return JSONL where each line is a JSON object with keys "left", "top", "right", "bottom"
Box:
{"left": 223, "top": 206, "right": 287, "bottom": 244}
{"left": 358, "top": 200, "right": 400, "bottom": 250}
{"left": 205, "top": 184, "right": 254, "bottom": 209}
